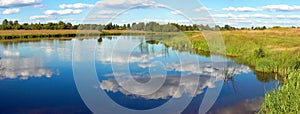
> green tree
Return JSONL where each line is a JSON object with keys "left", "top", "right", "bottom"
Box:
{"left": 58, "top": 21, "right": 66, "bottom": 29}
{"left": 65, "top": 23, "right": 72, "bottom": 29}
{"left": 13, "top": 20, "right": 21, "bottom": 30}
{"left": 127, "top": 23, "right": 131, "bottom": 29}
{"left": 104, "top": 22, "right": 113, "bottom": 30}
{"left": 132, "top": 23, "right": 137, "bottom": 30}
{"left": 6, "top": 20, "right": 13, "bottom": 29}
{"left": 2, "top": 19, "right": 8, "bottom": 30}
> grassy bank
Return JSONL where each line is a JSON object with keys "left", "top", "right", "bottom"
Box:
{"left": 152, "top": 29, "right": 300, "bottom": 113}
{"left": 0, "top": 30, "right": 100, "bottom": 40}
{"left": 260, "top": 70, "right": 300, "bottom": 113}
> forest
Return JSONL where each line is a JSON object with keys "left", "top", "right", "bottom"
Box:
{"left": 0, "top": 19, "right": 271, "bottom": 32}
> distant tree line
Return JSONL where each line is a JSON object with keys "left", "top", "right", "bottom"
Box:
{"left": 0, "top": 19, "right": 77, "bottom": 30}
{"left": 1, "top": 19, "right": 298, "bottom": 32}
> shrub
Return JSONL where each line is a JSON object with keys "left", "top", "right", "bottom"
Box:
{"left": 255, "top": 48, "right": 266, "bottom": 58}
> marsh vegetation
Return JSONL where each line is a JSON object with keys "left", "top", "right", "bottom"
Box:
{"left": 148, "top": 29, "right": 300, "bottom": 113}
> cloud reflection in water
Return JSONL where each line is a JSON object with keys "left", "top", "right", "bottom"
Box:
{"left": 0, "top": 50, "right": 59, "bottom": 80}
{"left": 100, "top": 62, "right": 251, "bottom": 99}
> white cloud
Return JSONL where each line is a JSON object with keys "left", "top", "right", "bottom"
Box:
{"left": 96, "top": 10, "right": 119, "bottom": 15}
{"left": 100, "top": 62, "right": 250, "bottom": 99}
{"left": 221, "top": 5, "right": 300, "bottom": 12}
{"left": 59, "top": 3, "right": 94, "bottom": 9}
{"left": 213, "top": 13, "right": 300, "bottom": 20}
{"left": 30, "top": 15, "right": 55, "bottom": 20}
{"left": 262, "top": 4, "right": 300, "bottom": 12}
{"left": 3, "top": 50, "right": 20, "bottom": 56}
{"left": 212, "top": 13, "right": 235, "bottom": 18}
{"left": 170, "top": 10, "right": 183, "bottom": 15}
{"left": 212, "top": 13, "right": 272, "bottom": 19}
{"left": 227, "top": 17, "right": 253, "bottom": 25}
{"left": 44, "top": 9, "right": 82, "bottom": 15}
{"left": 100, "top": 75, "right": 212, "bottom": 99}
{"left": 275, "top": 15, "right": 300, "bottom": 20}
{"left": 166, "top": 62, "right": 250, "bottom": 77}
{"left": 0, "top": 0, "right": 41, "bottom": 8}
{"left": 0, "top": 55, "right": 58, "bottom": 80}
{"left": 85, "top": 10, "right": 129, "bottom": 21}
{"left": 194, "top": 7, "right": 211, "bottom": 12}
{"left": 95, "top": 0, "right": 166, "bottom": 9}
{"left": 143, "top": 18, "right": 190, "bottom": 24}
{"left": 33, "top": 4, "right": 46, "bottom": 8}
{"left": 2, "top": 8, "right": 20, "bottom": 15}
{"left": 87, "top": 15, "right": 112, "bottom": 19}
{"left": 222, "top": 7, "right": 259, "bottom": 12}
{"left": 248, "top": 14, "right": 272, "bottom": 19}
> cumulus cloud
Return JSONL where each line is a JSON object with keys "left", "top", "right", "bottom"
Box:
{"left": 276, "top": 15, "right": 300, "bottom": 20}
{"left": 143, "top": 18, "right": 190, "bottom": 24}
{"left": 212, "top": 13, "right": 272, "bottom": 19}
{"left": 100, "top": 61, "right": 250, "bottom": 99}
{"left": 95, "top": 0, "right": 166, "bottom": 9}
{"left": 30, "top": 8, "right": 83, "bottom": 21}
{"left": 222, "top": 7, "right": 259, "bottom": 12}
{"left": 170, "top": 10, "right": 183, "bottom": 15}
{"left": 165, "top": 62, "right": 251, "bottom": 78}
{"left": 30, "top": 15, "right": 55, "bottom": 20}
{"left": 222, "top": 5, "right": 300, "bottom": 12}
{"left": 0, "top": 55, "right": 58, "bottom": 80}
{"left": 194, "top": 7, "right": 211, "bottom": 12}
{"left": 2, "top": 8, "right": 20, "bottom": 15}
{"left": 0, "top": 0, "right": 41, "bottom": 8}
{"left": 100, "top": 75, "right": 213, "bottom": 99}
{"left": 95, "top": 10, "right": 120, "bottom": 15}
{"left": 59, "top": 3, "right": 94, "bottom": 9}
{"left": 262, "top": 4, "right": 300, "bottom": 12}
{"left": 212, "top": 13, "right": 235, "bottom": 18}
{"left": 244, "top": 14, "right": 272, "bottom": 19}
{"left": 44, "top": 9, "right": 82, "bottom": 15}
{"left": 3, "top": 50, "right": 20, "bottom": 56}
{"left": 33, "top": 4, "right": 46, "bottom": 8}
{"left": 212, "top": 13, "right": 300, "bottom": 21}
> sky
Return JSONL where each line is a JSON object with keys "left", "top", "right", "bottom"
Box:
{"left": 0, "top": 0, "right": 300, "bottom": 27}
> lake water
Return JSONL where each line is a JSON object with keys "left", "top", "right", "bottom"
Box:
{"left": 0, "top": 36, "right": 278, "bottom": 114}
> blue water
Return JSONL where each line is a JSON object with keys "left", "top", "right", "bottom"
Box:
{"left": 0, "top": 36, "right": 278, "bottom": 114}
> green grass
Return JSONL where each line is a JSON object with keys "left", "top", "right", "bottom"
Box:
{"left": 152, "top": 30, "right": 300, "bottom": 113}
{"left": 260, "top": 70, "right": 300, "bottom": 113}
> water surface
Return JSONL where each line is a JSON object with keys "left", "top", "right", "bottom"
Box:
{"left": 0, "top": 36, "right": 278, "bottom": 114}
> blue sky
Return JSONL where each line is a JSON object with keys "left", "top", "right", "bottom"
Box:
{"left": 0, "top": 0, "right": 300, "bottom": 27}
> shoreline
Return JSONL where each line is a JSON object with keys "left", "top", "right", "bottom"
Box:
{"left": 0, "top": 30, "right": 100, "bottom": 40}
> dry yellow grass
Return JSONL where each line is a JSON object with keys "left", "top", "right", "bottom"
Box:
{"left": 267, "top": 45, "right": 300, "bottom": 51}
{"left": 222, "top": 28, "right": 300, "bottom": 36}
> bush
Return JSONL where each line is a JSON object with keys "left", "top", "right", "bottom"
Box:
{"left": 255, "top": 48, "right": 266, "bottom": 58}
{"left": 294, "top": 60, "right": 300, "bottom": 70}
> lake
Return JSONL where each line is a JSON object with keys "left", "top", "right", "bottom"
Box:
{"left": 0, "top": 36, "right": 278, "bottom": 114}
